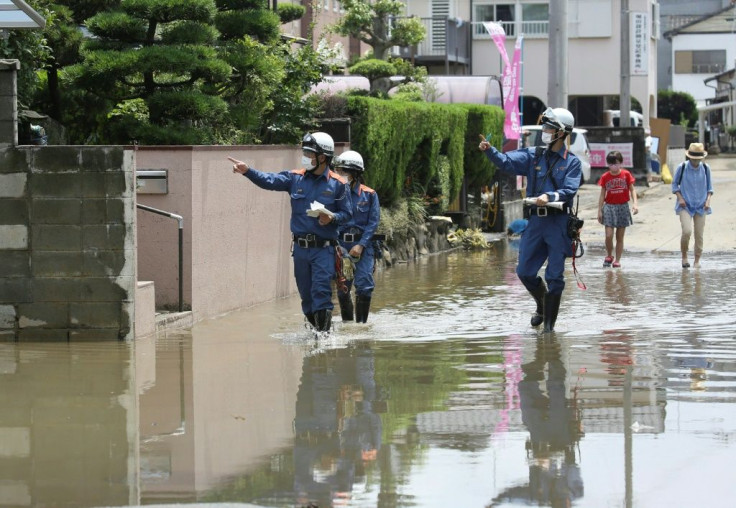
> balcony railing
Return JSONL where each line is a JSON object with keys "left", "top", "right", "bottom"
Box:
{"left": 690, "top": 63, "right": 726, "bottom": 74}
{"left": 472, "top": 20, "right": 549, "bottom": 39}
{"left": 391, "top": 16, "right": 470, "bottom": 67}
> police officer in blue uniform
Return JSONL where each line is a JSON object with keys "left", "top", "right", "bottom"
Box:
{"left": 228, "top": 132, "right": 352, "bottom": 332}
{"left": 333, "top": 151, "right": 381, "bottom": 323}
{"left": 479, "top": 108, "right": 581, "bottom": 331}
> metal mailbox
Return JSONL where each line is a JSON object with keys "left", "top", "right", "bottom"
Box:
{"left": 136, "top": 169, "right": 168, "bottom": 194}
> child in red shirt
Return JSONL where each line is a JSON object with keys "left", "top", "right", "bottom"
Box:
{"left": 597, "top": 151, "right": 638, "bottom": 267}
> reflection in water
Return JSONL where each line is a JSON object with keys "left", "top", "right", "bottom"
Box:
{"left": 604, "top": 269, "right": 633, "bottom": 307}
{"left": 0, "top": 342, "right": 137, "bottom": 508}
{"left": 294, "top": 346, "right": 383, "bottom": 507}
{"left": 490, "top": 337, "right": 584, "bottom": 507}
{"left": 3, "top": 250, "right": 736, "bottom": 507}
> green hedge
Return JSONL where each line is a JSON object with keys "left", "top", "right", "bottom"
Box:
{"left": 345, "top": 96, "right": 504, "bottom": 208}
{"left": 456, "top": 103, "right": 504, "bottom": 190}
{"left": 347, "top": 97, "right": 465, "bottom": 206}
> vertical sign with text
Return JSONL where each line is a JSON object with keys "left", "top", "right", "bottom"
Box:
{"left": 630, "top": 12, "right": 649, "bottom": 76}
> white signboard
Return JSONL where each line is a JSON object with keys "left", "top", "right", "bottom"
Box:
{"left": 589, "top": 142, "right": 634, "bottom": 168}
{"left": 631, "top": 12, "right": 649, "bottom": 76}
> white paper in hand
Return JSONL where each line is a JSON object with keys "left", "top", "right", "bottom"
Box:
{"left": 307, "top": 201, "right": 334, "bottom": 218}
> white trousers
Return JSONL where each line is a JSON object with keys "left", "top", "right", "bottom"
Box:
{"left": 678, "top": 210, "right": 706, "bottom": 257}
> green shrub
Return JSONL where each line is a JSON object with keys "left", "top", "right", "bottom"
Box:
{"left": 215, "top": 9, "right": 280, "bottom": 42}
{"left": 376, "top": 196, "right": 427, "bottom": 241}
{"left": 424, "top": 155, "right": 451, "bottom": 215}
{"left": 148, "top": 90, "right": 228, "bottom": 123}
{"left": 277, "top": 3, "right": 305, "bottom": 23}
{"left": 349, "top": 59, "right": 396, "bottom": 82}
{"left": 658, "top": 90, "right": 698, "bottom": 128}
{"left": 455, "top": 103, "right": 504, "bottom": 190}
{"left": 161, "top": 20, "right": 219, "bottom": 44}
{"left": 347, "top": 96, "right": 466, "bottom": 208}
{"left": 215, "top": 0, "right": 267, "bottom": 9}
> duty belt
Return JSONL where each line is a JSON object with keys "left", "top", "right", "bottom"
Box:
{"left": 293, "top": 234, "right": 334, "bottom": 248}
{"left": 523, "top": 206, "right": 569, "bottom": 218}
{"left": 340, "top": 232, "right": 363, "bottom": 242}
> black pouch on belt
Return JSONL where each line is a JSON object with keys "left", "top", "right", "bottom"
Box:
{"left": 567, "top": 215, "right": 584, "bottom": 240}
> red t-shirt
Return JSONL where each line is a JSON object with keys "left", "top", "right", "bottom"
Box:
{"left": 598, "top": 169, "right": 635, "bottom": 205}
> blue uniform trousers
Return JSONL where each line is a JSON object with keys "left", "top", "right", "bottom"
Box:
{"left": 340, "top": 242, "right": 375, "bottom": 297}
{"left": 517, "top": 214, "right": 572, "bottom": 295}
{"left": 293, "top": 244, "right": 335, "bottom": 315}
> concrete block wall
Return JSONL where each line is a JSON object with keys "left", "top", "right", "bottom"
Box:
{"left": 0, "top": 60, "right": 19, "bottom": 146}
{"left": 0, "top": 146, "right": 136, "bottom": 341}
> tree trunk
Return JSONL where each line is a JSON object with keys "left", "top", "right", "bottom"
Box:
{"left": 372, "top": 16, "right": 390, "bottom": 60}
{"left": 47, "top": 67, "right": 61, "bottom": 121}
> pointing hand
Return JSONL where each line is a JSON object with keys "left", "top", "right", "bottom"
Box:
{"left": 478, "top": 134, "right": 491, "bottom": 152}
{"left": 228, "top": 156, "right": 249, "bottom": 174}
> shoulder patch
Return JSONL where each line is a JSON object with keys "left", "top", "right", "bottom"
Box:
{"left": 359, "top": 184, "right": 376, "bottom": 194}
{"left": 290, "top": 169, "right": 306, "bottom": 175}
{"left": 328, "top": 170, "right": 348, "bottom": 184}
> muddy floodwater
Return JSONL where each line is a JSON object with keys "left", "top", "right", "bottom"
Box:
{"left": 2, "top": 242, "right": 736, "bottom": 508}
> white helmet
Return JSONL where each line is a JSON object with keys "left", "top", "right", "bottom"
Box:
{"left": 302, "top": 131, "right": 334, "bottom": 157}
{"left": 541, "top": 107, "right": 574, "bottom": 134}
{"left": 334, "top": 150, "right": 364, "bottom": 173}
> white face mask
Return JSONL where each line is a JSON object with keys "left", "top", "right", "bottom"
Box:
{"left": 541, "top": 132, "right": 554, "bottom": 145}
{"left": 302, "top": 155, "right": 316, "bottom": 171}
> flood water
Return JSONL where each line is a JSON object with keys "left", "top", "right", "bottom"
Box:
{"left": 2, "top": 241, "right": 736, "bottom": 508}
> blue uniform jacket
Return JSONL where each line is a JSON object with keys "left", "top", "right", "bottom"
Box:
{"left": 485, "top": 146, "right": 581, "bottom": 205}
{"left": 339, "top": 183, "right": 380, "bottom": 248}
{"left": 244, "top": 167, "right": 352, "bottom": 239}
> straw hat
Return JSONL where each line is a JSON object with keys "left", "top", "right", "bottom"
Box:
{"left": 686, "top": 142, "right": 707, "bottom": 160}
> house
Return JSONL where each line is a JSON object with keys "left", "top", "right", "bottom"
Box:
{"left": 663, "top": 3, "right": 736, "bottom": 106}
{"left": 656, "top": 0, "right": 729, "bottom": 91}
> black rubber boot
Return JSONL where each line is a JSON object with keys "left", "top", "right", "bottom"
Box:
{"left": 528, "top": 283, "right": 547, "bottom": 327}
{"left": 338, "top": 291, "right": 354, "bottom": 321}
{"left": 314, "top": 309, "right": 332, "bottom": 332}
{"left": 355, "top": 295, "right": 372, "bottom": 323}
{"left": 543, "top": 293, "right": 562, "bottom": 332}
{"left": 305, "top": 313, "right": 316, "bottom": 329}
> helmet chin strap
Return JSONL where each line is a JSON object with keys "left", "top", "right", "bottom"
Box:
{"left": 546, "top": 130, "right": 566, "bottom": 147}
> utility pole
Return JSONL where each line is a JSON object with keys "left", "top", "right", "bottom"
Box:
{"left": 547, "top": 0, "right": 568, "bottom": 108}
{"left": 620, "top": 0, "right": 631, "bottom": 127}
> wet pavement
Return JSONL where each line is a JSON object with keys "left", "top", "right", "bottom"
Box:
{"left": 2, "top": 242, "right": 736, "bottom": 507}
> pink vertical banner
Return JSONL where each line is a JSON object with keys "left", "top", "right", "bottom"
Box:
{"left": 503, "top": 36, "right": 523, "bottom": 141}
{"left": 483, "top": 22, "right": 510, "bottom": 69}
{"left": 483, "top": 22, "right": 522, "bottom": 141}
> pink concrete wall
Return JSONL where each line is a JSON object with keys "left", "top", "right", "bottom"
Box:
{"left": 136, "top": 143, "right": 350, "bottom": 322}
{"left": 136, "top": 149, "right": 195, "bottom": 311}
{"left": 136, "top": 146, "right": 302, "bottom": 321}
{"left": 190, "top": 146, "right": 299, "bottom": 319}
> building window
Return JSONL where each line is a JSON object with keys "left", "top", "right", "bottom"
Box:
{"left": 674, "top": 50, "right": 726, "bottom": 74}
{"left": 473, "top": 2, "right": 548, "bottom": 39}
{"left": 474, "top": 3, "right": 515, "bottom": 37}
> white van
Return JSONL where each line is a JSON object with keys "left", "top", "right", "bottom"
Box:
{"left": 520, "top": 125, "right": 592, "bottom": 184}
{"left": 605, "top": 110, "right": 644, "bottom": 127}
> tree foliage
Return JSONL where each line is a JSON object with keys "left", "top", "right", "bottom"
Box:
{"left": 657, "top": 90, "right": 698, "bottom": 128}
{"left": 0, "top": 1, "right": 54, "bottom": 109}
{"left": 21, "top": 0, "right": 328, "bottom": 145}
{"left": 330, "top": 0, "right": 425, "bottom": 60}
{"left": 68, "top": 0, "right": 231, "bottom": 144}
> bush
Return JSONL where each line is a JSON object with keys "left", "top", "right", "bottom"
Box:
{"left": 215, "top": 9, "right": 280, "bottom": 42}
{"left": 347, "top": 96, "right": 466, "bottom": 208}
{"left": 455, "top": 104, "right": 504, "bottom": 190}
{"left": 277, "top": 3, "right": 305, "bottom": 23}
{"left": 349, "top": 59, "right": 396, "bottom": 82}
{"left": 658, "top": 90, "right": 698, "bottom": 128}
{"left": 376, "top": 195, "right": 427, "bottom": 241}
